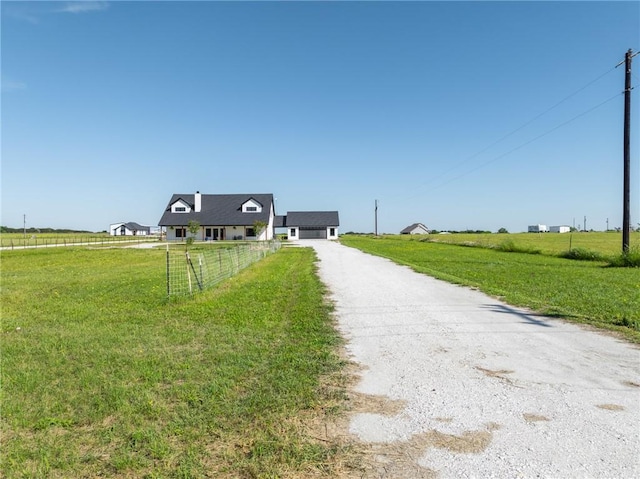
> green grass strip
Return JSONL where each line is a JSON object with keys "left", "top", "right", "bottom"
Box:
{"left": 1, "top": 246, "right": 348, "bottom": 478}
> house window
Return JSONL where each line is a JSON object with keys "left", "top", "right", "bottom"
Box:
{"left": 246, "top": 227, "right": 255, "bottom": 237}
{"left": 175, "top": 228, "right": 186, "bottom": 238}
{"left": 246, "top": 206, "right": 257, "bottom": 212}
{"left": 290, "top": 228, "right": 296, "bottom": 237}
{"left": 175, "top": 207, "right": 186, "bottom": 212}
{"left": 329, "top": 228, "right": 335, "bottom": 237}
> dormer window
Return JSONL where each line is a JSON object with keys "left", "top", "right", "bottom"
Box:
{"left": 171, "top": 199, "right": 191, "bottom": 213}
{"left": 241, "top": 199, "right": 262, "bottom": 213}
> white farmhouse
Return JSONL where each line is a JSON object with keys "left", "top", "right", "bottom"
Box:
{"left": 159, "top": 192, "right": 275, "bottom": 241}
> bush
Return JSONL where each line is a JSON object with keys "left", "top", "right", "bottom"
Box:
{"left": 608, "top": 247, "right": 640, "bottom": 267}
{"left": 559, "top": 248, "right": 607, "bottom": 262}
{"left": 495, "top": 240, "right": 541, "bottom": 255}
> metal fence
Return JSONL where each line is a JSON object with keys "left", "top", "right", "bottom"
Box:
{"left": 0, "top": 235, "right": 159, "bottom": 249}
{"left": 166, "top": 241, "right": 281, "bottom": 296}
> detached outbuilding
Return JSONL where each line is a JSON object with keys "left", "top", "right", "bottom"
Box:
{"left": 550, "top": 225, "right": 571, "bottom": 233}
{"left": 400, "top": 223, "right": 430, "bottom": 235}
{"left": 277, "top": 211, "right": 340, "bottom": 240}
{"left": 110, "top": 222, "right": 151, "bottom": 236}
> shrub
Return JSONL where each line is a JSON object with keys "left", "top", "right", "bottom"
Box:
{"left": 495, "top": 240, "right": 541, "bottom": 255}
{"left": 608, "top": 247, "right": 640, "bottom": 268}
{"left": 559, "top": 248, "right": 607, "bottom": 262}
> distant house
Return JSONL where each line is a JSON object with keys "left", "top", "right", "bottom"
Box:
{"left": 276, "top": 211, "right": 340, "bottom": 240}
{"left": 158, "top": 192, "right": 275, "bottom": 241}
{"left": 528, "top": 224, "right": 549, "bottom": 233}
{"left": 400, "top": 223, "right": 430, "bottom": 235}
{"left": 110, "top": 222, "right": 151, "bottom": 236}
{"left": 550, "top": 225, "right": 571, "bottom": 233}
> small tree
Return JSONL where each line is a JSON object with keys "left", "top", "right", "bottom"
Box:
{"left": 497, "top": 227, "right": 509, "bottom": 234}
{"left": 186, "top": 220, "right": 200, "bottom": 248}
{"left": 253, "top": 220, "right": 268, "bottom": 240}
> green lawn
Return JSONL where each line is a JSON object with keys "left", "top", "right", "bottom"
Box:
{"left": 1, "top": 246, "right": 351, "bottom": 478}
{"left": 340, "top": 235, "right": 640, "bottom": 342}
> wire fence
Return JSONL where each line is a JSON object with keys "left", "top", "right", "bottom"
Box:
{"left": 166, "top": 241, "right": 282, "bottom": 297}
{"left": 0, "top": 235, "right": 159, "bottom": 249}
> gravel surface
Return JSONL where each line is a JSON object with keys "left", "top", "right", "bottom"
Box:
{"left": 308, "top": 240, "right": 640, "bottom": 478}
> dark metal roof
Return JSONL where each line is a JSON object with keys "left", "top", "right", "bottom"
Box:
{"left": 285, "top": 211, "right": 339, "bottom": 227}
{"left": 158, "top": 193, "right": 274, "bottom": 226}
{"left": 274, "top": 215, "right": 287, "bottom": 228}
{"left": 124, "top": 222, "right": 150, "bottom": 232}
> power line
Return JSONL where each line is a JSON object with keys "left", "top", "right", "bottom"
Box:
{"left": 399, "top": 65, "right": 620, "bottom": 195}
{"left": 425, "top": 90, "right": 624, "bottom": 193}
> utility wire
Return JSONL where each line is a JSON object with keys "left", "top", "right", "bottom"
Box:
{"left": 426, "top": 90, "right": 624, "bottom": 193}
{"left": 384, "top": 65, "right": 619, "bottom": 204}
{"left": 450, "top": 66, "right": 619, "bottom": 173}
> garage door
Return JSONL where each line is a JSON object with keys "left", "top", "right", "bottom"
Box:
{"left": 299, "top": 228, "right": 327, "bottom": 239}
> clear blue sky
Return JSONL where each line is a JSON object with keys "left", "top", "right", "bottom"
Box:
{"left": 2, "top": 0, "right": 638, "bottom": 233}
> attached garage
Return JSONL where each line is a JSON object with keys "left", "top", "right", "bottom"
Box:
{"left": 299, "top": 227, "right": 328, "bottom": 239}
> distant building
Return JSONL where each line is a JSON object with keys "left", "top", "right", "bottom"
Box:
{"left": 110, "top": 222, "right": 151, "bottom": 236}
{"left": 400, "top": 223, "right": 430, "bottom": 235}
{"left": 550, "top": 225, "right": 571, "bottom": 233}
{"left": 528, "top": 224, "right": 549, "bottom": 233}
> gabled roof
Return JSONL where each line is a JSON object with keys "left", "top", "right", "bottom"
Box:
{"left": 286, "top": 211, "right": 339, "bottom": 227}
{"left": 158, "top": 193, "right": 274, "bottom": 226}
{"left": 400, "top": 223, "right": 429, "bottom": 234}
{"left": 124, "top": 222, "right": 150, "bottom": 231}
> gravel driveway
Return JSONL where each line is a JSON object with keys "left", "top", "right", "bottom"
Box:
{"left": 307, "top": 240, "right": 640, "bottom": 478}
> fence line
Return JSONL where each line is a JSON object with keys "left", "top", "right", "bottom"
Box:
{"left": 166, "top": 241, "right": 281, "bottom": 296}
{"left": 1, "top": 236, "right": 159, "bottom": 249}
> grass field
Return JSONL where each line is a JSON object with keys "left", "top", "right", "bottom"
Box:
{"left": 382, "top": 231, "right": 640, "bottom": 257}
{"left": 1, "top": 246, "right": 353, "bottom": 478}
{"left": 340, "top": 235, "right": 640, "bottom": 342}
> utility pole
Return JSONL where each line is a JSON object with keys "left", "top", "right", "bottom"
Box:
{"left": 606, "top": 218, "right": 609, "bottom": 231}
{"left": 584, "top": 216, "right": 587, "bottom": 232}
{"left": 23, "top": 214, "right": 26, "bottom": 240}
{"left": 621, "top": 49, "right": 637, "bottom": 253}
{"left": 374, "top": 200, "right": 378, "bottom": 236}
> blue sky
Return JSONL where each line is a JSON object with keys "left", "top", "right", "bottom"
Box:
{"left": 2, "top": 1, "right": 638, "bottom": 233}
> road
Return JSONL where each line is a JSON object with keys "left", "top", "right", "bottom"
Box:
{"left": 308, "top": 240, "right": 640, "bottom": 478}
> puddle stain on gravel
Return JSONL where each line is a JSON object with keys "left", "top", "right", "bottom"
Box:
{"left": 474, "top": 366, "right": 526, "bottom": 388}
{"left": 348, "top": 423, "right": 500, "bottom": 479}
{"left": 523, "top": 413, "right": 550, "bottom": 423}
{"left": 597, "top": 404, "right": 625, "bottom": 411}
{"left": 622, "top": 380, "right": 640, "bottom": 388}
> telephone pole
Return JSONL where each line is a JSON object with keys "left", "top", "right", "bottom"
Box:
{"left": 621, "top": 49, "right": 637, "bottom": 253}
{"left": 374, "top": 200, "right": 378, "bottom": 236}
